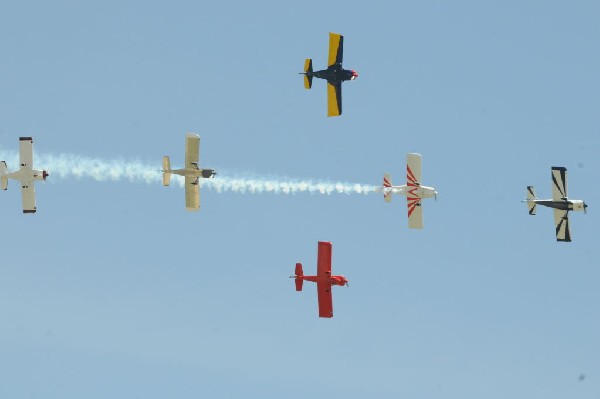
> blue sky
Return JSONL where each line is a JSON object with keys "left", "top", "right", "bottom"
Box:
{"left": 0, "top": 1, "right": 599, "bottom": 398}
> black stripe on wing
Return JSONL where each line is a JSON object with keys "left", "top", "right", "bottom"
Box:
{"left": 555, "top": 212, "right": 571, "bottom": 242}
{"left": 551, "top": 166, "right": 567, "bottom": 199}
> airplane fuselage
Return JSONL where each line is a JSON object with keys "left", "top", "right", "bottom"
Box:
{"left": 297, "top": 274, "right": 347, "bottom": 287}
{"left": 528, "top": 198, "right": 586, "bottom": 212}
{"left": 306, "top": 66, "right": 358, "bottom": 85}
{"left": 169, "top": 168, "right": 216, "bottom": 179}
{"left": 6, "top": 168, "right": 48, "bottom": 183}
{"left": 384, "top": 184, "right": 437, "bottom": 199}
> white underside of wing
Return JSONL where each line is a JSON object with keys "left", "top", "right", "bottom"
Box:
{"left": 20, "top": 181, "right": 36, "bottom": 213}
{"left": 19, "top": 138, "right": 34, "bottom": 170}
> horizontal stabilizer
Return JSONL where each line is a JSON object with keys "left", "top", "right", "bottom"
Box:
{"left": 0, "top": 161, "right": 7, "bottom": 190}
{"left": 383, "top": 173, "right": 392, "bottom": 203}
{"left": 304, "top": 58, "right": 313, "bottom": 74}
{"left": 162, "top": 156, "right": 171, "bottom": 172}
{"left": 303, "top": 59, "right": 313, "bottom": 89}
{"left": 162, "top": 156, "right": 171, "bottom": 186}
{"left": 294, "top": 263, "right": 304, "bottom": 291}
{"left": 304, "top": 75, "right": 313, "bottom": 90}
{"left": 526, "top": 186, "right": 536, "bottom": 215}
{"left": 163, "top": 172, "right": 171, "bottom": 187}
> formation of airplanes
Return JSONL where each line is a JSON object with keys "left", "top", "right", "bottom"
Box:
{"left": 1, "top": 33, "right": 590, "bottom": 318}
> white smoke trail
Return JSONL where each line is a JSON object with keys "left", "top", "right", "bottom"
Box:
{"left": 0, "top": 147, "right": 378, "bottom": 195}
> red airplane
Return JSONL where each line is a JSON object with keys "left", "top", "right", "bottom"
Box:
{"left": 291, "top": 241, "right": 348, "bottom": 318}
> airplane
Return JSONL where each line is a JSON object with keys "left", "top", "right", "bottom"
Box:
{"left": 161, "top": 133, "right": 216, "bottom": 211}
{"left": 0, "top": 137, "right": 49, "bottom": 214}
{"left": 380, "top": 153, "right": 438, "bottom": 229}
{"left": 290, "top": 241, "right": 348, "bottom": 318}
{"left": 299, "top": 32, "right": 359, "bottom": 117}
{"left": 523, "top": 166, "right": 588, "bottom": 242}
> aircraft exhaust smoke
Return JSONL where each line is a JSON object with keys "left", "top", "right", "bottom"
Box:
{"left": 0, "top": 148, "right": 378, "bottom": 195}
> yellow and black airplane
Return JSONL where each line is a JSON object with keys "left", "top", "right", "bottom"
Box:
{"left": 300, "top": 32, "right": 359, "bottom": 117}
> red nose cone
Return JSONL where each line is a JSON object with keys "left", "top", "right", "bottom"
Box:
{"left": 352, "top": 70, "right": 359, "bottom": 78}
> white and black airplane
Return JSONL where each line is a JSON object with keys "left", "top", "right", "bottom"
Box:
{"left": 161, "top": 133, "right": 216, "bottom": 211}
{"left": 380, "top": 153, "right": 438, "bottom": 229}
{"left": 523, "top": 166, "right": 588, "bottom": 242}
{"left": 0, "top": 137, "right": 49, "bottom": 214}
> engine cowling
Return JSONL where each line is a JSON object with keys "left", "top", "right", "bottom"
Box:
{"left": 34, "top": 170, "right": 49, "bottom": 181}
{"left": 201, "top": 169, "right": 216, "bottom": 178}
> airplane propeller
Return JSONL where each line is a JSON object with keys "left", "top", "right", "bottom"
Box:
{"left": 584, "top": 203, "right": 588, "bottom": 214}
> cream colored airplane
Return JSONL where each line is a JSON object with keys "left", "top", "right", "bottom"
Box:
{"left": 161, "top": 133, "right": 216, "bottom": 211}
{"left": 0, "top": 137, "right": 49, "bottom": 214}
{"left": 523, "top": 166, "right": 587, "bottom": 242}
{"left": 380, "top": 153, "right": 437, "bottom": 229}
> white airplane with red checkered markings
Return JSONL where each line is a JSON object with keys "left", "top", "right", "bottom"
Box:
{"left": 380, "top": 153, "right": 437, "bottom": 229}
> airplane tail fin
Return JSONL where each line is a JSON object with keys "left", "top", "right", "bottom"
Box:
{"left": 526, "top": 186, "right": 536, "bottom": 215}
{"left": 303, "top": 59, "right": 313, "bottom": 89}
{"left": 0, "top": 161, "right": 7, "bottom": 190}
{"left": 294, "top": 263, "right": 303, "bottom": 291}
{"left": 383, "top": 173, "right": 392, "bottom": 203}
{"left": 162, "top": 156, "right": 171, "bottom": 186}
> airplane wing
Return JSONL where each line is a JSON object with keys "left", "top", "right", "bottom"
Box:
{"left": 317, "top": 281, "right": 334, "bottom": 318}
{"left": 327, "top": 32, "right": 343, "bottom": 67}
{"left": 185, "top": 133, "right": 200, "bottom": 169}
{"left": 19, "top": 137, "right": 34, "bottom": 170}
{"left": 184, "top": 176, "right": 200, "bottom": 211}
{"left": 553, "top": 208, "right": 571, "bottom": 242}
{"left": 406, "top": 153, "right": 422, "bottom": 184}
{"left": 316, "top": 242, "right": 334, "bottom": 317}
{"left": 317, "top": 241, "right": 332, "bottom": 276}
{"left": 327, "top": 82, "right": 342, "bottom": 117}
{"left": 407, "top": 197, "right": 423, "bottom": 229}
{"left": 551, "top": 166, "right": 567, "bottom": 201}
{"left": 21, "top": 182, "right": 36, "bottom": 213}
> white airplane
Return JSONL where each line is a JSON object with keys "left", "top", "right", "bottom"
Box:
{"left": 0, "top": 137, "right": 49, "bottom": 214}
{"left": 380, "top": 153, "right": 437, "bottom": 229}
{"left": 523, "top": 166, "right": 588, "bottom": 242}
{"left": 161, "top": 133, "right": 216, "bottom": 211}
